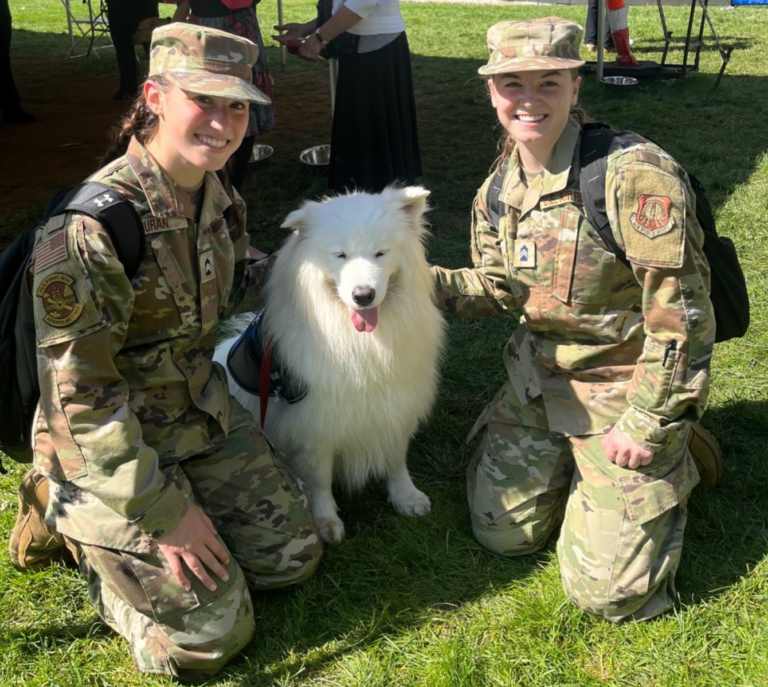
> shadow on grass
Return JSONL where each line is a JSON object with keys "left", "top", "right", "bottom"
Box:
{"left": 629, "top": 36, "right": 754, "bottom": 55}
{"left": 2, "top": 618, "right": 112, "bottom": 647}
{"left": 678, "top": 399, "right": 768, "bottom": 601}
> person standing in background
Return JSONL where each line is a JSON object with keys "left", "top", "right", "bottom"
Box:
{"left": 105, "top": 0, "right": 159, "bottom": 101}
{"left": 584, "top": 0, "right": 615, "bottom": 53}
{"left": 0, "top": 0, "right": 35, "bottom": 124}
{"left": 174, "top": 0, "right": 275, "bottom": 191}
{"left": 274, "top": 0, "right": 422, "bottom": 193}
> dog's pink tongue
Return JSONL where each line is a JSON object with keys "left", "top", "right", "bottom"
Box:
{"left": 351, "top": 307, "right": 378, "bottom": 333}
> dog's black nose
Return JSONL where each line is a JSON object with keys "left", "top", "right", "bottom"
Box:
{"left": 352, "top": 286, "right": 376, "bottom": 307}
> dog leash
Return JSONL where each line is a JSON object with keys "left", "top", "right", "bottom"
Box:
{"left": 259, "top": 337, "right": 273, "bottom": 429}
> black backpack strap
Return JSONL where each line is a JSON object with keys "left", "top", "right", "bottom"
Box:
{"left": 486, "top": 157, "right": 509, "bottom": 231}
{"left": 578, "top": 124, "right": 630, "bottom": 269}
{"left": 52, "top": 182, "right": 145, "bottom": 279}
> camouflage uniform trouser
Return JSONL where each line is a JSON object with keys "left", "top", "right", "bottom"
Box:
{"left": 467, "top": 384, "right": 699, "bottom": 623}
{"left": 62, "top": 419, "right": 322, "bottom": 680}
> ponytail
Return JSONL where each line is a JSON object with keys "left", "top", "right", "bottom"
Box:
{"left": 100, "top": 75, "right": 171, "bottom": 166}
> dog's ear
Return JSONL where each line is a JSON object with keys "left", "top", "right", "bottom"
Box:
{"left": 281, "top": 206, "right": 309, "bottom": 231}
{"left": 396, "top": 186, "right": 430, "bottom": 218}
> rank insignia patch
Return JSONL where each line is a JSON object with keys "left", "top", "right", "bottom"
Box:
{"left": 512, "top": 240, "right": 536, "bottom": 268}
{"left": 630, "top": 194, "right": 675, "bottom": 238}
{"left": 199, "top": 250, "right": 215, "bottom": 283}
{"left": 36, "top": 274, "right": 84, "bottom": 328}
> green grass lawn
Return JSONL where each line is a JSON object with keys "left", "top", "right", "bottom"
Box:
{"left": 2, "top": 0, "right": 768, "bottom": 685}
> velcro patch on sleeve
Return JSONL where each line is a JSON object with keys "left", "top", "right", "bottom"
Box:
{"left": 35, "top": 231, "right": 68, "bottom": 271}
{"left": 619, "top": 163, "right": 685, "bottom": 268}
{"left": 36, "top": 273, "right": 84, "bottom": 328}
{"left": 34, "top": 222, "right": 108, "bottom": 346}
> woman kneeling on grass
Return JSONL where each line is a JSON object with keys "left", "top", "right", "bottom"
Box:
{"left": 9, "top": 23, "right": 321, "bottom": 679}
{"left": 431, "top": 17, "right": 716, "bottom": 622}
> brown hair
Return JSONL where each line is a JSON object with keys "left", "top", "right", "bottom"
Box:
{"left": 489, "top": 69, "right": 588, "bottom": 174}
{"left": 100, "top": 75, "right": 172, "bottom": 166}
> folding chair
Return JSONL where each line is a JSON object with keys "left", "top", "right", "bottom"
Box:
{"left": 60, "top": 0, "right": 113, "bottom": 60}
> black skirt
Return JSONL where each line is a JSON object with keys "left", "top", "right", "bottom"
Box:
{"left": 329, "top": 32, "right": 422, "bottom": 193}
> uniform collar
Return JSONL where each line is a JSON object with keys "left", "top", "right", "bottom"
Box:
{"left": 126, "top": 137, "right": 232, "bottom": 223}
{"left": 500, "top": 117, "right": 582, "bottom": 216}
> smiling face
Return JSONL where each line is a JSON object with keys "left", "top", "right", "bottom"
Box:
{"left": 144, "top": 81, "right": 249, "bottom": 186}
{"left": 489, "top": 69, "right": 580, "bottom": 164}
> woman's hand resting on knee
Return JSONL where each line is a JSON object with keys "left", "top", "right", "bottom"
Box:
{"left": 157, "top": 503, "right": 231, "bottom": 592}
{"left": 602, "top": 427, "right": 654, "bottom": 469}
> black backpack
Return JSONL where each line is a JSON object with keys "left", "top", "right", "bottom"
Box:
{"left": 0, "top": 182, "right": 144, "bottom": 471}
{"left": 487, "top": 123, "right": 750, "bottom": 344}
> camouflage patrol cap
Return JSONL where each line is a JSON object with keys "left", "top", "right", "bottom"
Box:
{"left": 149, "top": 22, "right": 270, "bottom": 104}
{"left": 479, "top": 17, "right": 585, "bottom": 75}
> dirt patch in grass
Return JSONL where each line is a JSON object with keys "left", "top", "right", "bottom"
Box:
{"left": 0, "top": 58, "right": 127, "bottom": 214}
{"left": 0, "top": 53, "right": 333, "bottom": 223}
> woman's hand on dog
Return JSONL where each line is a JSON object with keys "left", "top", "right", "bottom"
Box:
{"left": 157, "top": 503, "right": 231, "bottom": 592}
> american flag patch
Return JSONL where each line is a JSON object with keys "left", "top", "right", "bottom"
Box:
{"left": 35, "top": 231, "right": 68, "bottom": 271}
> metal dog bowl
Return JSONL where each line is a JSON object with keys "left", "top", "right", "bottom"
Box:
{"left": 249, "top": 143, "right": 274, "bottom": 163}
{"left": 300, "top": 144, "right": 331, "bottom": 168}
{"left": 600, "top": 76, "right": 639, "bottom": 86}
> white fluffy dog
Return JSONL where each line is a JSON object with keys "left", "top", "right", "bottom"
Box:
{"left": 214, "top": 186, "right": 446, "bottom": 542}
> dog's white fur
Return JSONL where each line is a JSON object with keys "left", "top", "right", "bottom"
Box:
{"left": 214, "top": 187, "right": 446, "bottom": 542}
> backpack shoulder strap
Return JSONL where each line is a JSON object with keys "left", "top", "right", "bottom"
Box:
{"left": 578, "top": 123, "right": 630, "bottom": 269}
{"left": 486, "top": 157, "right": 510, "bottom": 231}
{"left": 52, "top": 182, "right": 145, "bottom": 279}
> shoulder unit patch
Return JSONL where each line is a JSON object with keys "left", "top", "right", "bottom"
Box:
{"left": 630, "top": 194, "right": 674, "bottom": 238}
{"left": 617, "top": 162, "right": 686, "bottom": 268}
{"left": 36, "top": 273, "right": 84, "bottom": 328}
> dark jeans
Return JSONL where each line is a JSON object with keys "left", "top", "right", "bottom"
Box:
{"left": 584, "top": 0, "right": 615, "bottom": 48}
{"left": 0, "top": 0, "right": 22, "bottom": 115}
{"left": 105, "top": 0, "right": 158, "bottom": 94}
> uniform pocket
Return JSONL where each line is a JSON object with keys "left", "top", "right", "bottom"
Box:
{"left": 128, "top": 246, "right": 184, "bottom": 342}
{"left": 127, "top": 236, "right": 198, "bottom": 343}
{"left": 630, "top": 338, "right": 680, "bottom": 416}
{"left": 606, "top": 448, "right": 698, "bottom": 600}
{"left": 552, "top": 211, "right": 617, "bottom": 306}
{"left": 82, "top": 544, "right": 201, "bottom": 623}
{"left": 616, "top": 449, "right": 699, "bottom": 527}
{"left": 83, "top": 538, "right": 242, "bottom": 624}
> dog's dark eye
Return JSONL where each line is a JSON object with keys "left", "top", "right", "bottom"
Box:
{"left": 375, "top": 251, "right": 387, "bottom": 258}
{"left": 334, "top": 252, "right": 347, "bottom": 260}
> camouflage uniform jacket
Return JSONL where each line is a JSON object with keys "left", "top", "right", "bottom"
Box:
{"left": 433, "top": 118, "right": 715, "bottom": 451}
{"left": 31, "top": 137, "right": 268, "bottom": 549}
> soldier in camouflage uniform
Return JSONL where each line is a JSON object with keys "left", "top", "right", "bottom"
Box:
{"left": 432, "top": 18, "right": 715, "bottom": 622}
{"left": 9, "top": 24, "right": 321, "bottom": 678}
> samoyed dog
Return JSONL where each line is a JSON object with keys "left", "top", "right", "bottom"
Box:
{"left": 214, "top": 186, "right": 446, "bottom": 542}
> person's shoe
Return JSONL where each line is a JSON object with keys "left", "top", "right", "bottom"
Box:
{"left": 8, "top": 469, "right": 66, "bottom": 571}
{"left": 2, "top": 108, "right": 36, "bottom": 124}
{"left": 586, "top": 43, "right": 597, "bottom": 53}
{"left": 688, "top": 422, "right": 724, "bottom": 488}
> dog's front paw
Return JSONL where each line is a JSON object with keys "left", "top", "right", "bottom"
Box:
{"left": 316, "top": 515, "right": 346, "bottom": 542}
{"left": 391, "top": 489, "right": 431, "bottom": 517}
